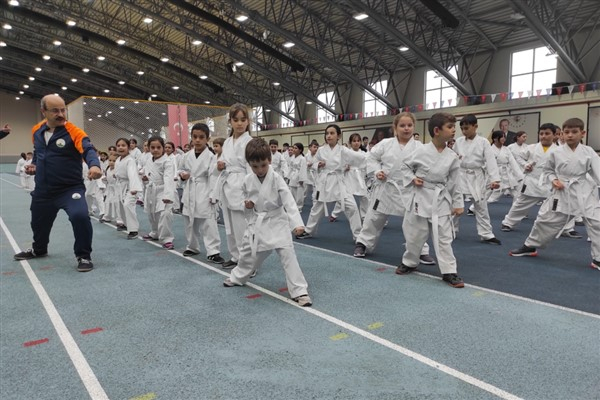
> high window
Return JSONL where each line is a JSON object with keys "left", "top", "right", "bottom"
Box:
{"left": 317, "top": 91, "right": 336, "bottom": 123}
{"left": 252, "top": 106, "right": 263, "bottom": 131}
{"left": 425, "top": 67, "right": 458, "bottom": 110}
{"left": 280, "top": 99, "right": 295, "bottom": 128}
{"left": 364, "top": 80, "right": 387, "bottom": 117}
{"left": 510, "top": 46, "right": 557, "bottom": 94}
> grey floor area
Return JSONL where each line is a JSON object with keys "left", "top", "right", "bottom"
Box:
{"left": 1, "top": 171, "right": 599, "bottom": 400}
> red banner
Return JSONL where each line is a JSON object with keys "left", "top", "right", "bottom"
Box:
{"left": 167, "top": 104, "right": 189, "bottom": 147}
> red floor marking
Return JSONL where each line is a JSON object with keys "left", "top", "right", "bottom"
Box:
{"left": 376, "top": 267, "right": 387, "bottom": 272}
{"left": 246, "top": 293, "right": 262, "bottom": 299}
{"left": 23, "top": 338, "right": 49, "bottom": 347}
{"left": 39, "top": 266, "right": 53, "bottom": 271}
{"left": 81, "top": 327, "right": 103, "bottom": 335}
{"left": 278, "top": 287, "right": 288, "bottom": 292}
{"left": 2, "top": 271, "right": 17, "bottom": 276}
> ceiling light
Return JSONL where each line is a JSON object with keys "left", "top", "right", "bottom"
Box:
{"left": 42, "top": 55, "right": 51, "bottom": 60}
{"left": 235, "top": 15, "right": 248, "bottom": 22}
{"left": 145, "top": 116, "right": 150, "bottom": 119}
{"left": 192, "top": 39, "right": 202, "bottom": 45}
{"left": 306, "top": 101, "right": 313, "bottom": 105}
{"left": 62, "top": 86, "right": 68, "bottom": 90}
{"left": 172, "top": 86, "right": 179, "bottom": 90}
{"left": 119, "top": 106, "right": 125, "bottom": 109}
{"left": 118, "top": 80, "right": 125, "bottom": 85}
{"left": 28, "top": 76, "right": 35, "bottom": 81}
{"left": 283, "top": 42, "right": 295, "bottom": 48}
{"left": 134, "top": 101, "right": 139, "bottom": 104}
{"left": 509, "top": 13, "right": 525, "bottom": 20}
{"left": 0, "top": 41, "right": 7, "bottom": 47}
{"left": 92, "top": 97, "right": 96, "bottom": 99}
{"left": 0, "top": 56, "right": 2, "bottom": 61}
{"left": 160, "top": 57, "right": 169, "bottom": 62}
{"left": 9, "top": 0, "right": 19, "bottom": 5}
{"left": 19, "top": 91, "right": 24, "bottom": 94}
{"left": 107, "top": 111, "right": 112, "bottom": 114}
{"left": 104, "top": 89, "right": 110, "bottom": 93}
{"left": 97, "top": 55, "right": 105, "bottom": 61}
{"left": 272, "top": 82, "right": 280, "bottom": 86}
{"left": 15, "top": 96, "right": 20, "bottom": 100}
{"left": 82, "top": 68, "right": 90, "bottom": 72}
{"left": 265, "top": 109, "right": 271, "bottom": 112}
{"left": 117, "top": 39, "right": 126, "bottom": 45}
{"left": 71, "top": 78, "right": 77, "bottom": 82}
{"left": 162, "top": 112, "right": 166, "bottom": 115}
{"left": 35, "top": 67, "right": 42, "bottom": 72}
{"left": 66, "top": 20, "right": 76, "bottom": 27}
{"left": 199, "top": 75, "right": 208, "bottom": 80}
{"left": 398, "top": 46, "right": 409, "bottom": 52}
{"left": 3, "top": 24, "right": 12, "bottom": 30}
{"left": 353, "top": 13, "right": 369, "bottom": 20}
{"left": 97, "top": 114, "right": 102, "bottom": 117}
{"left": 151, "top": 94, "right": 157, "bottom": 98}
{"left": 23, "top": 84, "right": 29, "bottom": 88}
{"left": 204, "top": 101, "right": 210, "bottom": 104}
{"left": 137, "top": 71, "right": 144, "bottom": 75}
{"left": 53, "top": 40, "right": 61, "bottom": 46}
{"left": 143, "top": 17, "right": 152, "bottom": 24}
{"left": 234, "top": 62, "right": 244, "bottom": 67}
{"left": 88, "top": 118, "right": 92, "bottom": 121}
{"left": 83, "top": 102, "right": 86, "bottom": 105}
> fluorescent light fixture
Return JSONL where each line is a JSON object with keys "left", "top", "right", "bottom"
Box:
{"left": 151, "top": 94, "right": 157, "bottom": 97}
{"left": 0, "top": 41, "right": 7, "bottom": 47}
{"left": 82, "top": 68, "right": 90, "bottom": 72}
{"left": 509, "top": 13, "right": 525, "bottom": 20}
{"left": 62, "top": 86, "right": 68, "bottom": 90}
{"left": 19, "top": 91, "right": 24, "bottom": 94}
{"left": 66, "top": 20, "right": 76, "bottom": 27}
{"left": 192, "top": 39, "right": 202, "bottom": 45}
{"left": 134, "top": 101, "right": 139, "bottom": 104}
{"left": 234, "top": 62, "right": 244, "bottom": 67}
{"left": 235, "top": 15, "right": 248, "bottom": 22}
{"left": 28, "top": 76, "right": 35, "bottom": 81}
{"left": 97, "top": 55, "right": 105, "bottom": 60}
{"left": 9, "top": 0, "right": 19, "bottom": 5}
{"left": 71, "top": 78, "right": 77, "bottom": 82}
{"left": 35, "top": 67, "right": 42, "bottom": 72}
{"left": 3, "top": 24, "right": 12, "bottom": 30}
{"left": 398, "top": 46, "right": 409, "bottom": 52}
{"left": 118, "top": 81, "right": 125, "bottom": 85}
{"left": 199, "top": 75, "right": 208, "bottom": 80}
{"left": 160, "top": 57, "right": 169, "bottom": 62}
{"left": 15, "top": 96, "right": 20, "bottom": 100}
{"left": 23, "top": 84, "right": 29, "bottom": 88}
{"left": 283, "top": 42, "right": 295, "bottom": 48}
{"left": 172, "top": 86, "right": 179, "bottom": 90}
{"left": 272, "top": 82, "right": 280, "bottom": 86}
{"left": 145, "top": 116, "right": 150, "bottom": 119}
{"left": 353, "top": 13, "right": 368, "bottom": 20}
{"left": 306, "top": 101, "right": 313, "bottom": 105}
{"left": 53, "top": 40, "right": 61, "bottom": 46}
{"left": 137, "top": 71, "right": 144, "bottom": 75}
{"left": 117, "top": 39, "right": 126, "bottom": 45}
{"left": 143, "top": 17, "right": 153, "bottom": 24}
{"left": 104, "top": 89, "right": 110, "bottom": 93}
{"left": 204, "top": 101, "right": 211, "bottom": 104}
{"left": 43, "top": 55, "right": 51, "bottom": 60}
{"left": 120, "top": 106, "right": 125, "bottom": 109}
{"left": 265, "top": 109, "right": 271, "bottom": 112}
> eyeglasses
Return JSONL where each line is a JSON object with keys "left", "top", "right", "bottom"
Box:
{"left": 45, "top": 108, "right": 67, "bottom": 114}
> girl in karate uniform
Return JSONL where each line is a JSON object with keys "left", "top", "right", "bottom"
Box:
{"left": 114, "top": 137, "right": 143, "bottom": 239}
{"left": 287, "top": 143, "right": 308, "bottom": 212}
{"left": 486, "top": 131, "right": 523, "bottom": 203}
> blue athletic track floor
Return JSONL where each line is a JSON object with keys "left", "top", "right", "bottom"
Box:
{"left": 1, "top": 171, "right": 598, "bottom": 400}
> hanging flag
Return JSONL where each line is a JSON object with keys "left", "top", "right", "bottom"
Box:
{"left": 481, "top": 95, "right": 486, "bottom": 103}
{"left": 491, "top": 93, "right": 497, "bottom": 102}
{"left": 499, "top": 92, "right": 507, "bottom": 101}
{"left": 447, "top": 99, "right": 453, "bottom": 106}
{"left": 556, "top": 86, "right": 563, "bottom": 95}
{"left": 527, "top": 91, "right": 532, "bottom": 98}
{"left": 433, "top": 102, "right": 437, "bottom": 108}
{"left": 568, "top": 85, "right": 575, "bottom": 94}
{"left": 462, "top": 96, "right": 468, "bottom": 104}
{"left": 417, "top": 104, "right": 424, "bottom": 111}
{"left": 518, "top": 91, "right": 523, "bottom": 98}
{"left": 536, "top": 89, "right": 542, "bottom": 97}
{"left": 441, "top": 100, "right": 445, "bottom": 107}
{"left": 167, "top": 104, "right": 189, "bottom": 146}
{"left": 546, "top": 88, "right": 552, "bottom": 96}
{"left": 579, "top": 84, "right": 586, "bottom": 94}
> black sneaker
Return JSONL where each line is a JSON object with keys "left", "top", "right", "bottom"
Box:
{"left": 353, "top": 243, "right": 366, "bottom": 257}
{"left": 395, "top": 264, "right": 417, "bottom": 275}
{"left": 501, "top": 224, "right": 512, "bottom": 232}
{"left": 575, "top": 220, "right": 584, "bottom": 226}
{"left": 509, "top": 245, "right": 537, "bottom": 257}
{"left": 467, "top": 209, "right": 475, "bottom": 216}
{"left": 560, "top": 230, "right": 582, "bottom": 239}
{"left": 482, "top": 237, "right": 502, "bottom": 245}
{"left": 77, "top": 258, "right": 94, "bottom": 272}
{"left": 442, "top": 273, "right": 464, "bottom": 288}
{"left": 222, "top": 259, "right": 238, "bottom": 269}
{"left": 207, "top": 254, "right": 225, "bottom": 264}
{"left": 14, "top": 248, "right": 47, "bottom": 260}
{"left": 591, "top": 260, "right": 600, "bottom": 271}
{"left": 183, "top": 249, "right": 200, "bottom": 257}
{"left": 127, "top": 231, "right": 138, "bottom": 240}
{"left": 295, "top": 232, "right": 312, "bottom": 239}
{"left": 116, "top": 224, "right": 127, "bottom": 231}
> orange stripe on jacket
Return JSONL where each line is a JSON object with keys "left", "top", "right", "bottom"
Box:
{"left": 31, "top": 120, "right": 47, "bottom": 143}
{"left": 65, "top": 122, "right": 88, "bottom": 153}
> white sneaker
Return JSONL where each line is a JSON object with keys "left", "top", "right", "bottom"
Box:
{"left": 293, "top": 295, "right": 312, "bottom": 307}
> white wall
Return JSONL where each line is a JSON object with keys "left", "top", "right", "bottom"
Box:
{"left": 0, "top": 93, "right": 42, "bottom": 161}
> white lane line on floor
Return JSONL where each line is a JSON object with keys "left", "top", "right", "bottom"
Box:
{"left": 0, "top": 176, "right": 23, "bottom": 188}
{"left": 294, "top": 241, "right": 600, "bottom": 319}
{"left": 118, "top": 226, "right": 522, "bottom": 400}
{"left": 0, "top": 218, "right": 109, "bottom": 400}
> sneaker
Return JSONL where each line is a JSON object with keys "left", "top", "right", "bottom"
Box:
{"left": 142, "top": 234, "right": 157, "bottom": 240}
{"left": 116, "top": 224, "right": 127, "bottom": 231}
{"left": 223, "top": 278, "right": 240, "bottom": 287}
{"left": 328, "top": 216, "right": 337, "bottom": 222}
{"left": 99, "top": 217, "right": 110, "bottom": 223}
{"left": 222, "top": 259, "right": 238, "bottom": 269}
{"left": 207, "top": 254, "right": 225, "bottom": 264}
{"left": 295, "top": 232, "right": 312, "bottom": 239}
{"left": 501, "top": 224, "right": 512, "bottom": 232}
{"left": 575, "top": 220, "right": 584, "bottom": 226}
{"left": 76, "top": 258, "right": 94, "bottom": 272}
{"left": 467, "top": 209, "right": 475, "bottom": 216}
{"left": 419, "top": 254, "right": 436, "bottom": 265}
{"left": 293, "top": 295, "right": 312, "bottom": 307}
{"left": 560, "top": 230, "right": 582, "bottom": 239}
{"left": 183, "top": 249, "right": 200, "bottom": 257}
{"left": 14, "top": 248, "right": 48, "bottom": 260}
{"left": 136, "top": 200, "right": 144, "bottom": 206}
{"left": 127, "top": 231, "right": 138, "bottom": 240}
{"left": 249, "top": 270, "right": 257, "bottom": 278}
{"left": 509, "top": 245, "right": 537, "bottom": 257}
{"left": 442, "top": 273, "right": 464, "bottom": 288}
{"left": 395, "top": 264, "right": 417, "bottom": 275}
{"left": 162, "top": 242, "right": 174, "bottom": 250}
{"left": 353, "top": 243, "right": 366, "bottom": 257}
{"left": 482, "top": 237, "right": 502, "bottom": 245}
{"left": 591, "top": 260, "right": 600, "bottom": 271}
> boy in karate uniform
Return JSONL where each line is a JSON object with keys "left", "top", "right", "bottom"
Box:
{"left": 510, "top": 118, "right": 600, "bottom": 270}
{"left": 224, "top": 138, "right": 312, "bottom": 306}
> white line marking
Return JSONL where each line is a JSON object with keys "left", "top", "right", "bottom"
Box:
{"left": 113, "top": 222, "right": 523, "bottom": 400}
{"left": 0, "top": 217, "right": 109, "bottom": 400}
{"left": 294, "top": 241, "right": 600, "bottom": 319}
{"left": 0, "top": 176, "right": 23, "bottom": 188}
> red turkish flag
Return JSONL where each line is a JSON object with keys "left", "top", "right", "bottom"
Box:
{"left": 168, "top": 104, "right": 189, "bottom": 147}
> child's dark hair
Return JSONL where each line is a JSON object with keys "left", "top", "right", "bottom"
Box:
{"left": 165, "top": 141, "right": 175, "bottom": 149}
{"left": 348, "top": 133, "right": 361, "bottom": 145}
{"left": 293, "top": 142, "right": 304, "bottom": 155}
{"left": 108, "top": 145, "right": 116, "bottom": 152}
{"left": 283, "top": 142, "right": 290, "bottom": 147}
{"left": 213, "top": 137, "right": 225, "bottom": 146}
{"left": 20, "top": 152, "right": 26, "bottom": 160}
{"left": 26, "top": 151, "right": 33, "bottom": 156}
{"left": 191, "top": 123, "right": 210, "bottom": 137}
{"left": 428, "top": 113, "right": 456, "bottom": 138}
{"left": 245, "top": 138, "right": 272, "bottom": 163}
{"left": 491, "top": 130, "right": 505, "bottom": 144}
{"left": 269, "top": 139, "right": 279, "bottom": 146}
{"left": 309, "top": 139, "right": 319, "bottom": 147}
{"left": 116, "top": 137, "right": 131, "bottom": 147}
{"left": 325, "top": 124, "right": 342, "bottom": 138}
{"left": 539, "top": 123, "right": 556, "bottom": 133}
{"left": 515, "top": 131, "right": 527, "bottom": 138}
{"left": 562, "top": 117, "right": 585, "bottom": 130}
{"left": 459, "top": 114, "right": 477, "bottom": 127}
{"left": 130, "top": 138, "right": 137, "bottom": 145}
{"left": 229, "top": 103, "right": 251, "bottom": 134}
{"left": 148, "top": 136, "right": 165, "bottom": 148}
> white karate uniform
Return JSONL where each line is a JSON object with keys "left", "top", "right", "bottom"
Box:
{"left": 115, "top": 155, "right": 143, "bottom": 233}
{"left": 400, "top": 143, "right": 463, "bottom": 274}
{"left": 487, "top": 145, "right": 524, "bottom": 202}
{"left": 180, "top": 148, "right": 221, "bottom": 256}
{"left": 103, "top": 166, "right": 120, "bottom": 223}
{"left": 23, "top": 159, "right": 35, "bottom": 191}
{"left": 287, "top": 154, "right": 308, "bottom": 211}
{"left": 229, "top": 167, "right": 309, "bottom": 298}
{"left": 143, "top": 154, "right": 176, "bottom": 244}
{"left": 355, "top": 137, "right": 430, "bottom": 256}
{"left": 15, "top": 158, "right": 27, "bottom": 188}
{"left": 271, "top": 151, "right": 288, "bottom": 179}
{"left": 453, "top": 135, "right": 500, "bottom": 240}
{"left": 304, "top": 143, "right": 364, "bottom": 239}
{"left": 524, "top": 143, "right": 600, "bottom": 261}
{"left": 82, "top": 163, "right": 106, "bottom": 217}
{"left": 216, "top": 132, "right": 253, "bottom": 261}
{"left": 331, "top": 150, "right": 369, "bottom": 219}
{"left": 507, "top": 142, "right": 529, "bottom": 170}
{"left": 502, "top": 143, "right": 557, "bottom": 228}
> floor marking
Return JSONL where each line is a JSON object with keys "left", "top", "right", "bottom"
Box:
{"left": 0, "top": 176, "right": 22, "bottom": 188}
{"left": 81, "top": 327, "right": 104, "bottom": 335}
{"left": 329, "top": 332, "right": 349, "bottom": 341}
{"left": 2, "top": 271, "right": 18, "bottom": 276}
{"left": 129, "top": 393, "right": 156, "bottom": 400}
{"left": 39, "top": 265, "right": 53, "bottom": 271}
{"left": 472, "top": 291, "right": 486, "bottom": 297}
{"left": 294, "top": 241, "right": 600, "bottom": 319}
{"left": 376, "top": 267, "right": 387, "bottom": 272}
{"left": 367, "top": 322, "right": 384, "bottom": 330}
{"left": 1, "top": 217, "right": 109, "bottom": 400}
{"left": 278, "top": 287, "right": 289, "bottom": 292}
{"left": 246, "top": 293, "right": 262, "bottom": 299}
{"left": 23, "top": 338, "right": 49, "bottom": 347}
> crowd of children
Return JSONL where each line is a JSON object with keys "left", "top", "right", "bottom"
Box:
{"left": 27, "top": 103, "right": 596, "bottom": 307}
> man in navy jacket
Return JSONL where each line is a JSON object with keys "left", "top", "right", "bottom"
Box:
{"left": 14, "top": 94, "right": 102, "bottom": 272}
